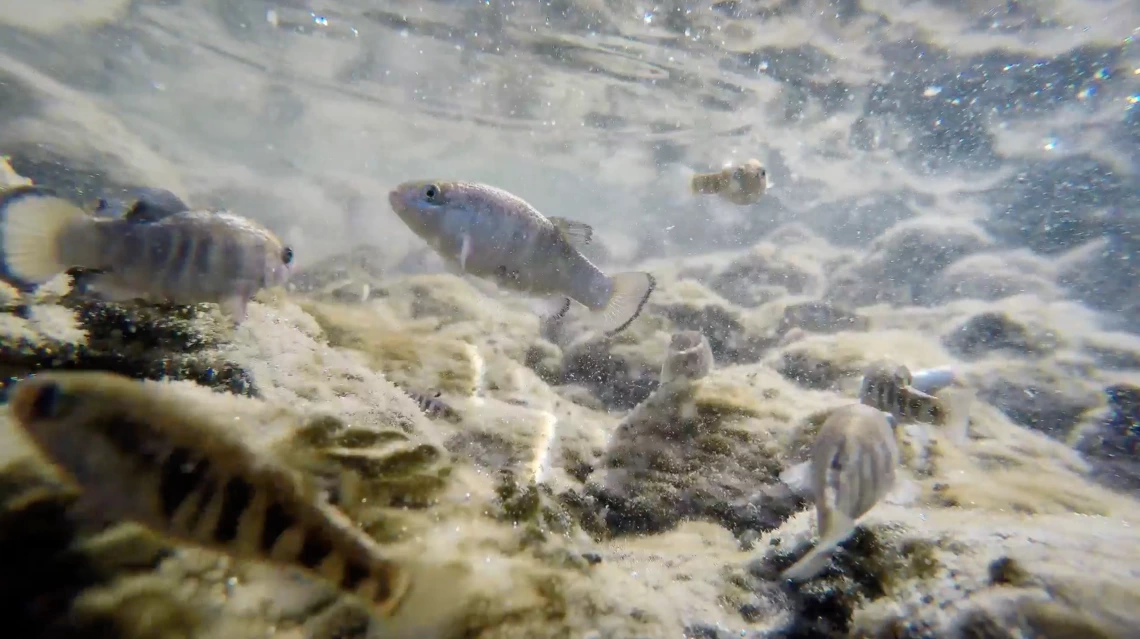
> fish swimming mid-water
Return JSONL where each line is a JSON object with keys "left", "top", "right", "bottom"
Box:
{"left": 387, "top": 180, "right": 655, "bottom": 335}
{"left": 778, "top": 403, "right": 899, "bottom": 582}
{"left": 0, "top": 187, "right": 293, "bottom": 322}
{"left": 6, "top": 371, "right": 412, "bottom": 616}
{"left": 690, "top": 159, "right": 768, "bottom": 206}
{"left": 859, "top": 360, "right": 972, "bottom": 444}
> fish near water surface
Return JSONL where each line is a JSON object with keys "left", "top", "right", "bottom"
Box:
{"left": 388, "top": 180, "right": 655, "bottom": 335}
{"left": 0, "top": 186, "right": 293, "bottom": 322}
{"left": 778, "top": 403, "right": 899, "bottom": 582}
{"left": 6, "top": 370, "right": 412, "bottom": 616}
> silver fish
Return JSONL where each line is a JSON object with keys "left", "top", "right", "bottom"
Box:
{"left": 7, "top": 370, "right": 412, "bottom": 616}
{"left": 858, "top": 360, "right": 971, "bottom": 442}
{"left": 779, "top": 403, "right": 899, "bottom": 582}
{"left": 660, "top": 330, "right": 714, "bottom": 385}
{"left": 0, "top": 187, "right": 292, "bottom": 322}
{"left": 388, "top": 180, "right": 655, "bottom": 335}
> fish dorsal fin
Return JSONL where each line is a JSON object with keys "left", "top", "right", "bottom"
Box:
{"left": 549, "top": 216, "right": 592, "bottom": 247}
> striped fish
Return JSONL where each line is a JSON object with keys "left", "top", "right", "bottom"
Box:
{"left": 858, "top": 360, "right": 972, "bottom": 443}
{"left": 388, "top": 180, "right": 655, "bottom": 336}
{"left": 7, "top": 371, "right": 411, "bottom": 617}
{"left": 0, "top": 186, "right": 292, "bottom": 322}
{"left": 779, "top": 403, "right": 899, "bottom": 581}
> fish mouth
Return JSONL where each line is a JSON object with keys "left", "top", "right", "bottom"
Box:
{"left": 387, "top": 189, "right": 402, "bottom": 211}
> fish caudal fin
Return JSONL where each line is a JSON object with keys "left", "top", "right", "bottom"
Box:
{"left": 781, "top": 512, "right": 856, "bottom": 582}
{"left": 911, "top": 366, "right": 956, "bottom": 395}
{"left": 939, "top": 385, "right": 975, "bottom": 447}
{"left": 1, "top": 189, "right": 87, "bottom": 284}
{"left": 598, "top": 271, "right": 655, "bottom": 335}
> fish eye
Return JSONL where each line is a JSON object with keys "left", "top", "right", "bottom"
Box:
{"left": 423, "top": 184, "right": 441, "bottom": 202}
{"left": 281, "top": 246, "right": 294, "bottom": 265}
{"left": 28, "top": 381, "right": 67, "bottom": 420}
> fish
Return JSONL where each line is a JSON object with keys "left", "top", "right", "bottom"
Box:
{"left": 0, "top": 187, "right": 293, "bottom": 322}
{"left": 858, "top": 360, "right": 972, "bottom": 444}
{"left": 89, "top": 186, "right": 191, "bottom": 223}
{"left": 403, "top": 388, "right": 461, "bottom": 423}
{"left": 659, "top": 330, "right": 714, "bottom": 385}
{"left": 6, "top": 370, "right": 413, "bottom": 617}
{"left": 778, "top": 403, "right": 899, "bottom": 582}
{"left": 388, "top": 180, "right": 655, "bottom": 335}
{"left": 690, "top": 159, "right": 768, "bottom": 206}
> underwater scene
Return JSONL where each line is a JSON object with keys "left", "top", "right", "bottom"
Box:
{"left": 0, "top": 1, "right": 1139, "bottom": 637}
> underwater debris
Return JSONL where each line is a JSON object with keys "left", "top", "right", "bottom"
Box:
{"left": 7, "top": 371, "right": 414, "bottom": 617}
{"left": 388, "top": 180, "right": 655, "bottom": 335}
{"left": 690, "top": 159, "right": 768, "bottom": 206}
{"left": 659, "top": 330, "right": 715, "bottom": 386}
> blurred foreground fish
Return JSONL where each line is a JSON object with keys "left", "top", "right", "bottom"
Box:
{"left": 7, "top": 371, "right": 412, "bottom": 616}
{"left": 690, "top": 159, "right": 767, "bottom": 206}
{"left": 859, "top": 360, "right": 972, "bottom": 445}
{"left": 778, "top": 403, "right": 899, "bottom": 582}
{"left": 388, "top": 180, "right": 655, "bottom": 335}
{"left": 0, "top": 186, "right": 293, "bottom": 322}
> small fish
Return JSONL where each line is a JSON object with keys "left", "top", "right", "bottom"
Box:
{"left": 659, "top": 330, "right": 714, "bottom": 385}
{"left": 690, "top": 159, "right": 767, "bottom": 206}
{"left": 388, "top": 181, "right": 655, "bottom": 335}
{"left": 404, "top": 388, "right": 461, "bottom": 423}
{"left": 779, "top": 403, "right": 899, "bottom": 582}
{"left": 0, "top": 187, "right": 293, "bottom": 322}
{"left": 858, "top": 360, "right": 972, "bottom": 444}
{"left": 7, "top": 371, "right": 412, "bottom": 616}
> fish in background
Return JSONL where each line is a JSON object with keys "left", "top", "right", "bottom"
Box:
{"left": 690, "top": 158, "right": 768, "bottom": 206}
{"left": 659, "top": 330, "right": 715, "bottom": 385}
{"left": 0, "top": 186, "right": 293, "bottom": 322}
{"left": 388, "top": 180, "right": 655, "bottom": 335}
{"left": 6, "top": 370, "right": 413, "bottom": 617}
{"left": 858, "top": 360, "right": 973, "bottom": 445}
{"left": 778, "top": 403, "right": 900, "bottom": 582}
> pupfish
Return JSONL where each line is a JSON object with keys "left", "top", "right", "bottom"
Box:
{"left": 858, "top": 360, "right": 972, "bottom": 444}
{"left": 0, "top": 186, "right": 293, "bottom": 322}
{"left": 388, "top": 180, "right": 655, "bottom": 335}
{"left": 660, "top": 330, "right": 714, "bottom": 385}
{"left": 690, "top": 159, "right": 767, "bottom": 206}
{"left": 7, "top": 370, "right": 411, "bottom": 616}
{"left": 778, "top": 403, "right": 899, "bottom": 582}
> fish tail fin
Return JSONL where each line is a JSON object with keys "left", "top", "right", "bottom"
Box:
{"left": 911, "top": 366, "right": 956, "bottom": 395}
{"left": 598, "top": 271, "right": 655, "bottom": 335}
{"left": 781, "top": 513, "right": 855, "bottom": 583}
{"left": 940, "top": 385, "right": 975, "bottom": 447}
{"left": 690, "top": 172, "right": 720, "bottom": 195}
{"left": 1, "top": 189, "right": 87, "bottom": 283}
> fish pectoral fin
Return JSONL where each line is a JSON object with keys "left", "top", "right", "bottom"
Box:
{"left": 938, "top": 385, "right": 975, "bottom": 447}
{"left": 80, "top": 274, "right": 144, "bottom": 303}
{"left": 778, "top": 461, "right": 816, "bottom": 499}
{"left": 548, "top": 217, "right": 593, "bottom": 248}
{"left": 527, "top": 296, "right": 572, "bottom": 321}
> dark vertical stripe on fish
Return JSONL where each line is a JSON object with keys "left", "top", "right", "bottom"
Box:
{"left": 184, "top": 476, "right": 217, "bottom": 533}
{"left": 166, "top": 232, "right": 196, "bottom": 291}
{"left": 193, "top": 233, "right": 214, "bottom": 279}
{"left": 261, "top": 502, "right": 295, "bottom": 552}
{"left": 341, "top": 560, "right": 370, "bottom": 591}
{"left": 159, "top": 447, "right": 208, "bottom": 519}
{"left": 221, "top": 236, "right": 246, "bottom": 285}
{"left": 114, "top": 227, "right": 146, "bottom": 271}
{"left": 298, "top": 531, "right": 334, "bottom": 569}
{"left": 214, "top": 477, "right": 255, "bottom": 543}
{"left": 147, "top": 227, "right": 175, "bottom": 274}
